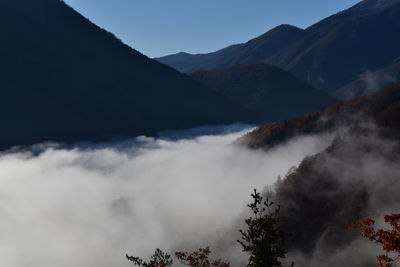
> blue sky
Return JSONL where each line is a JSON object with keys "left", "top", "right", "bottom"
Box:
{"left": 64, "top": 0, "right": 360, "bottom": 58}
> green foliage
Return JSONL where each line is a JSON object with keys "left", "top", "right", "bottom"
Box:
{"left": 127, "top": 189, "right": 293, "bottom": 267}
{"left": 126, "top": 248, "right": 173, "bottom": 267}
{"left": 238, "top": 189, "right": 291, "bottom": 267}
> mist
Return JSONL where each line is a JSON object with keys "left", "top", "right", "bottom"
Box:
{"left": 0, "top": 124, "right": 333, "bottom": 267}
{"left": 277, "top": 126, "right": 400, "bottom": 267}
{"left": 362, "top": 70, "right": 395, "bottom": 95}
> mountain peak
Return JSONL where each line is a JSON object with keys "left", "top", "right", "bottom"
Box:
{"left": 270, "top": 24, "right": 303, "bottom": 32}
{"left": 256, "top": 24, "right": 305, "bottom": 40}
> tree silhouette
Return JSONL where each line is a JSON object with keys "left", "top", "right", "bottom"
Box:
{"left": 126, "top": 248, "right": 173, "bottom": 267}
{"left": 127, "top": 247, "right": 228, "bottom": 267}
{"left": 238, "top": 189, "right": 291, "bottom": 267}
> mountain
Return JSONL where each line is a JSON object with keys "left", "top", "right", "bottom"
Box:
{"left": 190, "top": 64, "right": 337, "bottom": 123}
{"left": 238, "top": 82, "right": 400, "bottom": 266}
{"left": 158, "top": 0, "right": 400, "bottom": 93}
{"left": 154, "top": 44, "right": 243, "bottom": 73}
{"left": 205, "top": 25, "right": 305, "bottom": 70}
{"left": 240, "top": 82, "right": 400, "bottom": 148}
{"left": 155, "top": 24, "right": 305, "bottom": 73}
{"left": 268, "top": 0, "right": 400, "bottom": 92}
{"left": 0, "top": 0, "right": 253, "bottom": 149}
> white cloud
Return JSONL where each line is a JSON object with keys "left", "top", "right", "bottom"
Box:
{"left": 0, "top": 125, "right": 332, "bottom": 267}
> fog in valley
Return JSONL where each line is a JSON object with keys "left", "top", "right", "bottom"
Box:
{"left": 0, "top": 124, "right": 333, "bottom": 267}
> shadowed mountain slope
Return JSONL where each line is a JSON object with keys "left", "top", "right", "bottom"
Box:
{"left": 190, "top": 64, "right": 337, "bottom": 123}
{"left": 0, "top": 0, "right": 253, "bottom": 149}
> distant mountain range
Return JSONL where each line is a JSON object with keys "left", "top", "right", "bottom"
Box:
{"left": 154, "top": 44, "right": 243, "bottom": 73}
{"left": 0, "top": 0, "right": 254, "bottom": 148}
{"left": 155, "top": 23, "right": 304, "bottom": 74}
{"left": 190, "top": 64, "right": 336, "bottom": 122}
{"left": 157, "top": 0, "right": 400, "bottom": 96}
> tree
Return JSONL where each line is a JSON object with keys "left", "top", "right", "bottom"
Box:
{"left": 348, "top": 213, "right": 400, "bottom": 267}
{"left": 127, "top": 189, "right": 293, "bottom": 267}
{"left": 175, "top": 247, "right": 229, "bottom": 267}
{"left": 238, "top": 189, "right": 291, "bottom": 267}
{"left": 127, "top": 247, "right": 228, "bottom": 267}
{"left": 126, "top": 248, "right": 173, "bottom": 267}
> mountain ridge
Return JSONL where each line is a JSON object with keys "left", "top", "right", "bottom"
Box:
{"left": 157, "top": 0, "right": 400, "bottom": 94}
{"left": 0, "top": 0, "right": 253, "bottom": 149}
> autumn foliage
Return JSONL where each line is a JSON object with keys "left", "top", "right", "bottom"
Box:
{"left": 175, "top": 247, "right": 229, "bottom": 267}
{"left": 348, "top": 213, "right": 400, "bottom": 267}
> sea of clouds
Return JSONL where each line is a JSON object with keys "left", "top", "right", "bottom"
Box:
{"left": 0, "top": 124, "right": 334, "bottom": 267}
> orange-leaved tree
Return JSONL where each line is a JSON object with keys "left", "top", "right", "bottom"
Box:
{"left": 175, "top": 247, "right": 229, "bottom": 267}
{"left": 348, "top": 213, "right": 400, "bottom": 267}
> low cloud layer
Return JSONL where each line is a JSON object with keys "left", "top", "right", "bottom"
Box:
{"left": 0, "top": 124, "right": 333, "bottom": 267}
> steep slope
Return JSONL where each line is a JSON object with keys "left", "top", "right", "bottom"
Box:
{"left": 238, "top": 82, "right": 400, "bottom": 266}
{"left": 269, "top": 0, "right": 400, "bottom": 92}
{"left": 154, "top": 44, "right": 243, "bottom": 73}
{"left": 207, "top": 25, "right": 305, "bottom": 70}
{"left": 0, "top": 0, "right": 252, "bottom": 149}
{"left": 240, "top": 82, "right": 400, "bottom": 148}
{"left": 190, "top": 64, "right": 337, "bottom": 123}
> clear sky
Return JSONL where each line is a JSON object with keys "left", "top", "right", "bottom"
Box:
{"left": 64, "top": 0, "right": 361, "bottom": 58}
